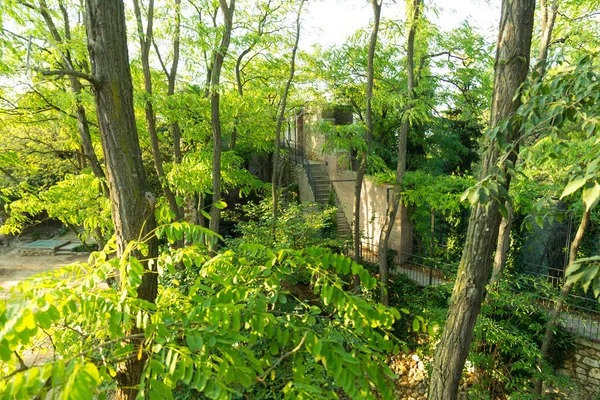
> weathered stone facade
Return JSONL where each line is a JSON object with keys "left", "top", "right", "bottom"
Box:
{"left": 559, "top": 337, "right": 600, "bottom": 398}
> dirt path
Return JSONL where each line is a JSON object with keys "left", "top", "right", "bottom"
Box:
{"left": 0, "top": 249, "right": 88, "bottom": 299}
{"left": 0, "top": 245, "right": 90, "bottom": 367}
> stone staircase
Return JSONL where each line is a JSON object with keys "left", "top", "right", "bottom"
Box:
{"left": 307, "top": 163, "right": 352, "bottom": 238}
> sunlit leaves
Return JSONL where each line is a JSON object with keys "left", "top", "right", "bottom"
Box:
{"left": 565, "top": 256, "right": 600, "bottom": 298}
{"left": 168, "top": 150, "right": 268, "bottom": 198}
{"left": 0, "top": 230, "right": 402, "bottom": 399}
{"left": 0, "top": 172, "right": 111, "bottom": 243}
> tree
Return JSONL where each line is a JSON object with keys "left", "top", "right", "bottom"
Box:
{"left": 0, "top": 0, "right": 109, "bottom": 246}
{"left": 35, "top": 0, "right": 105, "bottom": 184}
{"left": 152, "top": 0, "right": 183, "bottom": 164}
{"left": 272, "top": 0, "right": 304, "bottom": 226}
{"left": 83, "top": 0, "right": 159, "bottom": 397}
{"left": 377, "top": 0, "right": 422, "bottom": 306}
{"left": 428, "top": 0, "right": 536, "bottom": 398}
{"left": 489, "top": 0, "right": 558, "bottom": 287}
{"left": 353, "top": 0, "right": 381, "bottom": 270}
{"left": 132, "top": 0, "right": 183, "bottom": 221}
{"left": 208, "top": 0, "right": 235, "bottom": 247}
{"left": 524, "top": 53, "right": 600, "bottom": 395}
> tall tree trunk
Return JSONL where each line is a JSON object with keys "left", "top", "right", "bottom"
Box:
{"left": 132, "top": 0, "right": 182, "bottom": 221}
{"left": 352, "top": 0, "right": 381, "bottom": 271}
{"left": 37, "top": 0, "right": 105, "bottom": 183}
{"left": 490, "top": 0, "right": 558, "bottom": 286}
{"left": 208, "top": 0, "right": 235, "bottom": 248}
{"left": 428, "top": 1, "right": 535, "bottom": 398}
{"left": 168, "top": 0, "right": 182, "bottom": 165}
{"left": 377, "top": 0, "right": 421, "bottom": 306}
{"left": 537, "top": 0, "right": 558, "bottom": 79}
{"left": 83, "top": 1, "right": 159, "bottom": 398}
{"left": 534, "top": 209, "right": 591, "bottom": 395}
{"left": 272, "top": 0, "right": 304, "bottom": 230}
{"left": 489, "top": 200, "right": 514, "bottom": 286}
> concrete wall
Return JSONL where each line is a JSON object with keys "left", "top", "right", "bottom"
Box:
{"left": 301, "top": 110, "right": 413, "bottom": 262}
{"left": 305, "top": 117, "right": 327, "bottom": 162}
{"left": 323, "top": 153, "right": 413, "bottom": 262}
{"left": 296, "top": 164, "right": 315, "bottom": 203}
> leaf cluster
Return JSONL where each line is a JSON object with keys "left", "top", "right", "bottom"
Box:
{"left": 0, "top": 223, "right": 404, "bottom": 399}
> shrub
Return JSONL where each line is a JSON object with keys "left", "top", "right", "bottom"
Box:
{"left": 0, "top": 221, "right": 404, "bottom": 399}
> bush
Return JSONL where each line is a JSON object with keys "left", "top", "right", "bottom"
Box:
{"left": 469, "top": 277, "right": 576, "bottom": 398}
{"left": 225, "top": 198, "right": 341, "bottom": 251}
{"left": 0, "top": 222, "right": 404, "bottom": 399}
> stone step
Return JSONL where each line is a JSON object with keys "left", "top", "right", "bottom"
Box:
{"left": 55, "top": 250, "right": 74, "bottom": 256}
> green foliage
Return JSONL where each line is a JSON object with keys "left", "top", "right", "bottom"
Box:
{"left": 0, "top": 222, "right": 403, "bottom": 399}
{"left": 383, "top": 274, "right": 443, "bottom": 349}
{"left": 470, "top": 277, "right": 576, "bottom": 398}
{"left": 322, "top": 187, "right": 338, "bottom": 238}
{"left": 321, "top": 121, "right": 367, "bottom": 157}
{"left": 565, "top": 256, "right": 600, "bottom": 298}
{"left": 225, "top": 199, "right": 340, "bottom": 252}
{"left": 1, "top": 172, "right": 111, "bottom": 242}
{"left": 423, "top": 114, "right": 482, "bottom": 175}
{"left": 168, "top": 150, "right": 268, "bottom": 198}
{"left": 375, "top": 170, "right": 474, "bottom": 263}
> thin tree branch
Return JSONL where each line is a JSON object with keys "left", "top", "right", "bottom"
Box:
{"left": 558, "top": 10, "right": 600, "bottom": 22}
{"left": 257, "top": 331, "right": 308, "bottom": 383}
{"left": 151, "top": 38, "right": 170, "bottom": 79}
{"left": 27, "top": 85, "right": 99, "bottom": 127}
{"left": 27, "top": 67, "right": 100, "bottom": 87}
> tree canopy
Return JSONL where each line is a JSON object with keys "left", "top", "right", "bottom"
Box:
{"left": 0, "top": 0, "right": 599, "bottom": 399}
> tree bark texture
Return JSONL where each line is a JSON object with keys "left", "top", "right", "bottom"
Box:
{"left": 272, "top": 1, "right": 304, "bottom": 231}
{"left": 490, "top": 0, "right": 558, "bottom": 286}
{"left": 377, "top": 0, "right": 421, "bottom": 306}
{"left": 352, "top": 0, "right": 381, "bottom": 270}
{"left": 84, "top": 1, "right": 159, "bottom": 398}
{"left": 488, "top": 200, "right": 514, "bottom": 287}
{"left": 209, "top": 0, "right": 235, "bottom": 247}
{"left": 534, "top": 209, "right": 591, "bottom": 395}
{"left": 428, "top": 1, "right": 535, "bottom": 398}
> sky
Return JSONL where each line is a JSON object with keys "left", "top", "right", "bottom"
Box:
{"left": 301, "top": 0, "right": 502, "bottom": 50}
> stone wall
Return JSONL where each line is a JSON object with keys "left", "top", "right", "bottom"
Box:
{"left": 559, "top": 337, "right": 600, "bottom": 398}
